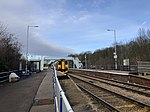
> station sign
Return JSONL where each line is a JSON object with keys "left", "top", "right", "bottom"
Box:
{"left": 123, "top": 59, "right": 129, "bottom": 66}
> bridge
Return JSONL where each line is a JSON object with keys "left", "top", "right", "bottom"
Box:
{"left": 27, "top": 55, "right": 83, "bottom": 71}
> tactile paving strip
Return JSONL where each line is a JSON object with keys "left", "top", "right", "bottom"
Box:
{"left": 33, "top": 99, "right": 54, "bottom": 106}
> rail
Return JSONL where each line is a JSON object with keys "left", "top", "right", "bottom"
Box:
{"left": 70, "top": 69, "right": 150, "bottom": 87}
{"left": 70, "top": 74, "right": 150, "bottom": 111}
{"left": 52, "top": 64, "right": 73, "bottom": 112}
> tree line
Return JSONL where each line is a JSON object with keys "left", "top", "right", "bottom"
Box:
{"left": 0, "top": 24, "right": 22, "bottom": 72}
{"left": 69, "top": 28, "right": 150, "bottom": 70}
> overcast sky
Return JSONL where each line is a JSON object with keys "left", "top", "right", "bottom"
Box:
{"left": 0, "top": 0, "right": 150, "bottom": 56}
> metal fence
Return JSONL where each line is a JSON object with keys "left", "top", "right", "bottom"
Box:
{"left": 89, "top": 65, "right": 138, "bottom": 71}
{"left": 0, "top": 70, "right": 24, "bottom": 84}
{"left": 0, "top": 71, "right": 11, "bottom": 84}
{"left": 52, "top": 64, "right": 73, "bottom": 112}
{"left": 138, "top": 61, "right": 150, "bottom": 74}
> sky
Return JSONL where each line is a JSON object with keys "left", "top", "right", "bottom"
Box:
{"left": 0, "top": 0, "right": 150, "bottom": 56}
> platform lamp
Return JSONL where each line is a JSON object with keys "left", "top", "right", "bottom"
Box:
{"left": 25, "top": 25, "right": 39, "bottom": 74}
{"left": 107, "top": 29, "right": 117, "bottom": 70}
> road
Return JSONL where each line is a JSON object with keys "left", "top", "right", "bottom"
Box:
{"left": 0, "top": 71, "right": 47, "bottom": 112}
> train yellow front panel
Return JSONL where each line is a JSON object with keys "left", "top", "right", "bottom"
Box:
{"left": 62, "top": 61, "right": 65, "bottom": 69}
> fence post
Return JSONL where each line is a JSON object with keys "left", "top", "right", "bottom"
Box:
{"left": 60, "top": 93, "right": 63, "bottom": 112}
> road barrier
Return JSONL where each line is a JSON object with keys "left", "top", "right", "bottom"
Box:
{"left": 52, "top": 64, "right": 73, "bottom": 112}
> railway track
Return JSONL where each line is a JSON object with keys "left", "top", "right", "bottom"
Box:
{"left": 71, "top": 73, "right": 150, "bottom": 97}
{"left": 69, "top": 69, "right": 150, "bottom": 87}
{"left": 69, "top": 73, "right": 150, "bottom": 112}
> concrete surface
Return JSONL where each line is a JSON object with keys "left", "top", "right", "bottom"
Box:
{"left": 79, "top": 69, "right": 129, "bottom": 75}
{"left": 30, "top": 69, "right": 54, "bottom": 112}
{"left": 0, "top": 71, "right": 46, "bottom": 112}
{"left": 35, "top": 70, "right": 53, "bottom": 99}
{"left": 30, "top": 105, "right": 54, "bottom": 112}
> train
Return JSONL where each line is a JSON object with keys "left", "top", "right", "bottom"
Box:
{"left": 57, "top": 59, "right": 69, "bottom": 73}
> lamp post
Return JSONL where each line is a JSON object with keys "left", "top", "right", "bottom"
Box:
{"left": 85, "top": 54, "right": 87, "bottom": 69}
{"left": 25, "top": 25, "right": 39, "bottom": 73}
{"left": 107, "top": 29, "right": 117, "bottom": 70}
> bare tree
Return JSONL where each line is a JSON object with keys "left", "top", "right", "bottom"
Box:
{"left": 0, "top": 23, "right": 22, "bottom": 72}
{"left": 68, "top": 28, "right": 150, "bottom": 70}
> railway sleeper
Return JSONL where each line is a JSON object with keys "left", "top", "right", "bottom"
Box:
{"left": 69, "top": 73, "right": 150, "bottom": 111}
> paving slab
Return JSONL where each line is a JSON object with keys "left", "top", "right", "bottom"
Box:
{"left": 30, "top": 69, "right": 54, "bottom": 112}
{"left": 30, "top": 105, "right": 54, "bottom": 112}
{"left": 0, "top": 71, "right": 46, "bottom": 112}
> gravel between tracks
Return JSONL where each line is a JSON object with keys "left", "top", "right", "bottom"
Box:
{"left": 94, "top": 78, "right": 150, "bottom": 105}
{"left": 70, "top": 74, "right": 150, "bottom": 112}
{"left": 57, "top": 72, "right": 98, "bottom": 112}
{"left": 74, "top": 74, "right": 150, "bottom": 105}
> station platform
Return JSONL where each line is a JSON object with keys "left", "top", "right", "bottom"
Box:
{"left": 79, "top": 69, "right": 129, "bottom": 75}
{"left": 30, "top": 69, "right": 54, "bottom": 112}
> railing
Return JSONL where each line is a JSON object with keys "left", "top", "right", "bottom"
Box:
{"left": 0, "top": 71, "right": 11, "bottom": 84}
{"left": 52, "top": 64, "right": 73, "bottom": 112}
{"left": 88, "top": 65, "right": 138, "bottom": 71}
{"left": 138, "top": 61, "right": 150, "bottom": 74}
{"left": 0, "top": 70, "right": 24, "bottom": 84}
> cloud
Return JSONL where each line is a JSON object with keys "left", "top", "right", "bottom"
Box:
{"left": 141, "top": 21, "right": 146, "bottom": 25}
{"left": 0, "top": 0, "right": 26, "bottom": 6}
{"left": 26, "top": 32, "right": 73, "bottom": 56}
{"left": 1, "top": 0, "right": 149, "bottom": 54}
{"left": 63, "top": 14, "right": 91, "bottom": 24}
{"left": 0, "top": 0, "right": 73, "bottom": 56}
{"left": 27, "top": 39, "right": 73, "bottom": 56}
{"left": 92, "top": 0, "right": 106, "bottom": 7}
